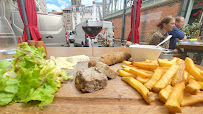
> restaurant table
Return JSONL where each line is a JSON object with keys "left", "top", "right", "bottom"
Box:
{"left": 45, "top": 47, "right": 131, "bottom": 58}
{"left": 177, "top": 43, "right": 203, "bottom": 65}
{"left": 1, "top": 47, "right": 203, "bottom": 114}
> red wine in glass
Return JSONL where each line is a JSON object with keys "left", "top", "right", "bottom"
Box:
{"left": 82, "top": 26, "right": 103, "bottom": 39}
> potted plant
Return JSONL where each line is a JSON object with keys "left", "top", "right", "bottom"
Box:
{"left": 181, "top": 21, "right": 202, "bottom": 39}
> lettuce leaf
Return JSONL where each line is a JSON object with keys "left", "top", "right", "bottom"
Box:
{"left": 0, "top": 42, "right": 72, "bottom": 108}
{"left": 23, "top": 73, "right": 57, "bottom": 109}
{"left": 0, "top": 60, "right": 11, "bottom": 75}
{"left": 16, "top": 66, "right": 42, "bottom": 100}
{"left": 0, "top": 60, "right": 18, "bottom": 106}
{"left": 12, "top": 43, "right": 46, "bottom": 73}
{"left": 0, "top": 71, "right": 18, "bottom": 106}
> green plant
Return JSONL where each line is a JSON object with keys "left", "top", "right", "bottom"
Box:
{"left": 181, "top": 21, "right": 201, "bottom": 39}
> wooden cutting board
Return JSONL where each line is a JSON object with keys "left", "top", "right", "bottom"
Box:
{"left": 1, "top": 47, "right": 203, "bottom": 114}
{"left": 1, "top": 62, "right": 203, "bottom": 114}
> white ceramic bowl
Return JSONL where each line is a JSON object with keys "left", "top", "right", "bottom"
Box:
{"left": 129, "top": 45, "right": 163, "bottom": 61}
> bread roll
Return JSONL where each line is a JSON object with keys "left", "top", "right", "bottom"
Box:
{"left": 88, "top": 52, "right": 131, "bottom": 67}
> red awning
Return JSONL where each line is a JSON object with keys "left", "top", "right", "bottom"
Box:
{"left": 17, "top": 0, "right": 42, "bottom": 42}
{"left": 127, "top": 0, "right": 142, "bottom": 44}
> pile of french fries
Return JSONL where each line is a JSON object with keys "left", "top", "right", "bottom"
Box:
{"left": 118, "top": 57, "right": 203, "bottom": 113}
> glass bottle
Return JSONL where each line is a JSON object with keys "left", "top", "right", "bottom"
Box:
{"left": 0, "top": 0, "right": 15, "bottom": 36}
{"left": 0, "top": 0, "right": 17, "bottom": 59}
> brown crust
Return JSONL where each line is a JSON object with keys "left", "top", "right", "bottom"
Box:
{"left": 75, "top": 68, "right": 108, "bottom": 93}
{"left": 88, "top": 52, "right": 131, "bottom": 67}
{"left": 94, "top": 62, "right": 118, "bottom": 79}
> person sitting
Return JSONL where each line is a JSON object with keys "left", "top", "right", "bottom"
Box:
{"left": 168, "top": 16, "right": 187, "bottom": 54}
{"left": 149, "top": 16, "right": 175, "bottom": 49}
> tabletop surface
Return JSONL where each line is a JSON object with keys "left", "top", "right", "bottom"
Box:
{"left": 178, "top": 43, "right": 203, "bottom": 51}
{"left": 45, "top": 47, "right": 131, "bottom": 58}
{"left": 1, "top": 47, "right": 203, "bottom": 114}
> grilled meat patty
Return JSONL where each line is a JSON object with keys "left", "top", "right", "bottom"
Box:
{"left": 75, "top": 68, "right": 108, "bottom": 93}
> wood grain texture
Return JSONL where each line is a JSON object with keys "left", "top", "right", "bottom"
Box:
{"left": 178, "top": 44, "right": 203, "bottom": 51}
{"left": 1, "top": 47, "right": 203, "bottom": 114}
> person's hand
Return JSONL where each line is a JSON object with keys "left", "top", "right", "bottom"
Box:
{"left": 182, "top": 35, "right": 187, "bottom": 41}
{"left": 173, "top": 49, "right": 178, "bottom": 54}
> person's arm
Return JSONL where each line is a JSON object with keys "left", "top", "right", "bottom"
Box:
{"left": 175, "top": 29, "right": 185, "bottom": 40}
{"left": 169, "top": 27, "right": 185, "bottom": 41}
{"left": 182, "top": 35, "right": 187, "bottom": 41}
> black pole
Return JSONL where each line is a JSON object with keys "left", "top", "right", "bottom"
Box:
{"left": 121, "top": 0, "right": 127, "bottom": 46}
{"left": 19, "top": 0, "right": 31, "bottom": 40}
{"left": 131, "top": 0, "right": 137, "bottom": 44}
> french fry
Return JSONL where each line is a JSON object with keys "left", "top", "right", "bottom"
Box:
{"left": 144, "top": 59, "right": 159, "bottom": 64}
{"left": 123, "top": 66, "right": 154, "bottom": 76}
{"left": 136, "top": 76, "right": 150, "bottom": 84}
{"left": 138, "top": 68, "right": 154, "bottom": 75}
{"left": 122, "top": 77, "right": 154, "bottom": 104}
{"left": 171, "top": 58, "right": 185, "bottom": 86}
{"left": 144, "top": 67, "right": 164, "bottom": 90}
{"left": 132, "top": 61, "right": 159, "bottom": 70}
{"left": 185, "top": 77, "right": 201, "bottom": 95}
{"left": 151, "top": 60, "right": 158, "bottom": 64}
{"left": 159, "top": 85, "right": 173, "bottom": 103}
{"left": 158, "top": 58, "right": 178, "bottom": 67}
{"left": 181, "top": 92, "right": 203, "bottom": 107}
{"left": 183, "top": 71, "right": 189, "bottom": 81}
{"left": 160, "top": 59, "right": 169, "bottom": 61}
{"left": 144, "top": 59, "right": 152, "bottom": 63}
{"left": 128, "top": 66, "right": 154, "bottom": 74}
{"left": 122, "top": 65, "right": 130, "bottom": 68}
{"left": 118, "top": 69, "right": 136, "bottom": 78}
{"left": 176, "top": 57, "right": 184, "bottom": 63}
{"left": 123, "top": 67, "right": 131, "bottom": 72}
{"left": 171, "top": 57, "right": 178, "bottom": 63}
{"left": 185, "top": 57, "right": 203, "bottom": 81}
{"left": 200, "top": 70, "right": 203, "bottom": 76}
{"left": 160, "top": 67, "right": 170, "bottom": 72}
{"left": 153, "top": 64, "right": 179, "bottom": 92}
{"left": 158, "top": 59, "right": 174, "bottom": 67}
{"left": 130, "top": 66, "right": 154, "bottom": 75}
{"left": 168, "top": 78, "right": 172, "bottom": 85}
{"left": 129, "top": 68, "right": 152, "bottom": 78}
{"left": 189, "top": 74, "right": 195, "bottom": 79}
{"left": 197, "top": 81, "right": 203, "bottom": 90}
{"left": 165, "top": 82, "right": 185, "bottom": 113}
{"left": 122, "top": 61, "right": 132, "bottom": 65}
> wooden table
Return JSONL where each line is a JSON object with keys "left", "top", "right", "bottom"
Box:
{"left": 177, "top": 43, "right": 203, "bottom": 65}
{"left": 45, "top": 47, "right": 130, "bottom": 58}
{"left": 1, "top": 47, "right": 203, "bottom": 114}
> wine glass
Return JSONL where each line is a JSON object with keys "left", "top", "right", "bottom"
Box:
{"left": 82, "top": 20, "right": 103, "bottom": 56}
{"left": 0, "top": 36, "right": 22, "bottom": 61}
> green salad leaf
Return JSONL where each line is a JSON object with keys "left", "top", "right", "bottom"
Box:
{"left": 0, "top": 60, "right": 18, "bottom": 106}
{"left": 0, "top": 60, "right": 11, "bottom": 75}
{"left": 0, "top": 42, "right": 73, "bottom": 108}
{"left": 23, "top": 73, "right": 57, "bottom": 109}
{"left": 0, "top": 60, "right": 11, "bottom": 69}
